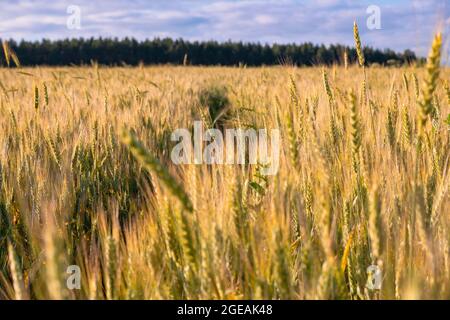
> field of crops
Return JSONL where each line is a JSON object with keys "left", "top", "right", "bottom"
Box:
{"left": 0, "top": 33, "right": 449, "bottom": 299}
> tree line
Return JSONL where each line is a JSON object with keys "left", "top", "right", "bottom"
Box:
{"left": 0, "top": 37, "right": 421, "bottom": 67}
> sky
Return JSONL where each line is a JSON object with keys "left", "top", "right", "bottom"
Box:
{"left": 0, "top": 0, "right": 448, "bottom": 57}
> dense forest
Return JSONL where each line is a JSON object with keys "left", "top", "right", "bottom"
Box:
{"left": 1, "top": 37, "right": 421, "bottom": 66}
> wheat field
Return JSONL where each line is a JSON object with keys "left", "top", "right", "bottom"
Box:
{"left": 0, "top": 36, "right": 449, "bottom": 300}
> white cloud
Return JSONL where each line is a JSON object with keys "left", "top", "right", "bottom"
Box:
{"left": 254, "top": 15, "right": 277, "bottom": 25}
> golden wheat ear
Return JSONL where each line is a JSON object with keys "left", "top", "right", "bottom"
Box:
{"left": 353, "top": 21, "right": 365, "bottom": 67}
{"left": 10, "top": 50, "right": 21, "bottom": 67}
{"left": 2, "top": 40, "right": 11, "bottom": 67}
{"left": 2, "top": 40, "right": 20, "bottom": 67}
{"left": 419, "top": 32, "right": 442, "bottom": 131}
{"left": 7, "top": 241, "right": 28, "bottom": 300}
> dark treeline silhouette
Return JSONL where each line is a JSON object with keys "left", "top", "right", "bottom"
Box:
{"left": 1, "top": 37, "right": 421, "bottom": 67}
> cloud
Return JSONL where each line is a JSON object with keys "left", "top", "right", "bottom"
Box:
{"left": 254, "top": 15, "right": 277, "bottom": 25}
{"left": 0, "top": 0, "right": 447, "bottom": 57}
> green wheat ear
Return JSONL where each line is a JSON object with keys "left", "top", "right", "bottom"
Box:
{"left": 120, "top": 128, "right": 193, "bottom": 213}
{"left": 353, "top": 21, "right": 365, "bottom": 67}
{"left": 349, "top": 90, "right": 361, "bottom": 172}
{"left": 419, "top": 32, "right": 442, "bottom": 131}
{"left": 412, "top": 73, "right": 420, "bottom": 100}
{"left": 322, "top": 68, "right": 334, "bottom": 110}
{"left": 43, "top": 82, "right": 49, "bottom": 106}
{"left": 34, "top": 84, "right": 40, "bottom": 110}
